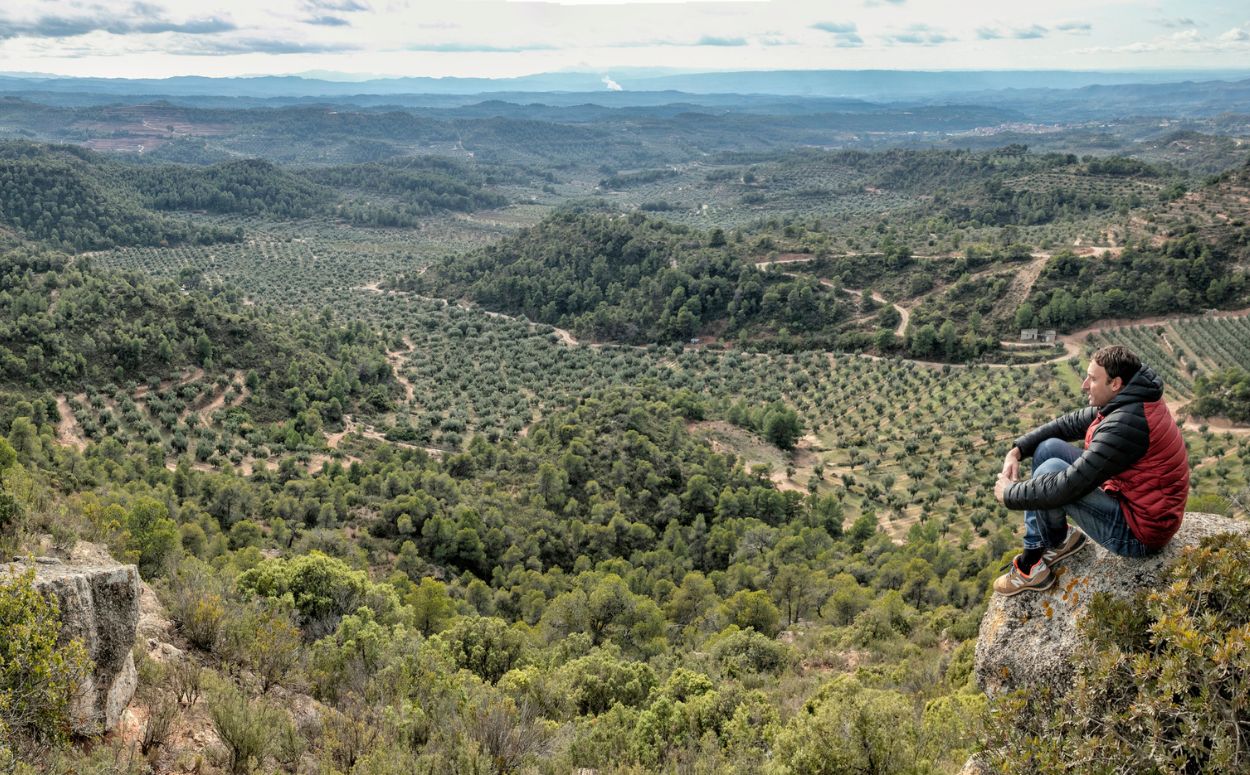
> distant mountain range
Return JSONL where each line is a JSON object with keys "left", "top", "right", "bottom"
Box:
{"left": 3, "top": 69, "right": 1250, "bottom": 101}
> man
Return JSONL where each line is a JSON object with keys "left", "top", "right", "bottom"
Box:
{"left": 991, "top": 345, "right": 1189, "bottom": 596}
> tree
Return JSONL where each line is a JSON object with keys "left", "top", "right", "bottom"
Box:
{"left": 125, "top": 496, "right": 180, "bottom": 578}
{"left": 408, "top": 577, "right": 456, "bottom": 637}
{"left": 722, "top": 590, "right": 781, "bottom": 637}
{"left": 437, "top": 616, "right": 527, "bottom": 684}
{"left": 0, "top": 435, "right": 15, "bottom": 471}
{"left": 763, "top": 405, "right": 802, "bottom": 450}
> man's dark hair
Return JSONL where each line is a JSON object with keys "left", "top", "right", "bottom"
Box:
{"left": 1092, "top": 345, "right": 1141, "bottom": 383}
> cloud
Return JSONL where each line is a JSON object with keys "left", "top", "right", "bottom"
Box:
{"left": 1076, "top": 27, "right": 1250, "bottom": 54}
{"left": 1055, "top": 20, "right": 1092, "bottom": 33}
{"left": 883, "top": 24, "right": 954, "bottom": 46}
{"left": 305, "top": 15, "right": 350, "bottom": 26}
{"left": 0, "top": 11, "right": 236, "bottom": 39}
{"left": 303, "top": 0, "right": 369, "bottom": 11}
{"left": 171, "top": 37, "right": 360, "bottom": 55}
{"left": 1150, "top": 17, "right": 1197, "bottom": 28}
{"left": 602, "top": 75, "right": 622, "bottom": 91}
{"left": 405, "top": 41, "right": 558, "bottom": 52}
{"left": 978, "top": 23, "right": 1051, "bottom": 41}
{"left": 811, "top": 22, "right": 861, "bottom": 47}
{"left": 697, "top": 35, "right": 747, "bottom": 47}
{"left": 1013, "top": 25, "right": 1047, "bottom": 40}
{"left": 811, "top": 22, "right": 856, "bottom": 34}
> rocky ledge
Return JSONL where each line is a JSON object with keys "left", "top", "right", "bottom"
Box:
{"left": 6, "top": 544, "right": 141, "bottom": 736}
{"left": 973, "top": 511, "right": 1248, "bottom": 699}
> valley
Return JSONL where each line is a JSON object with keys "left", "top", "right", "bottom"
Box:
{"left": 1, "top": 69, "right": 1248, "bottom": 774}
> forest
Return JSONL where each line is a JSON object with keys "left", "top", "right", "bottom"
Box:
{"left": 0, "top": 75, "right": 1248, "bottom": 775}
{"left": 404, "top": 211, "right": 853, "bottom": 347}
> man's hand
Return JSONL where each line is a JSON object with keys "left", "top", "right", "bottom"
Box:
{"left": 1001, "top": 447, "right": 1021, "bottom": 481}
{"left": 994, "top": 473, "right": 1011, "bottom": 504}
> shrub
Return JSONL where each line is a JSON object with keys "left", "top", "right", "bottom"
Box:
{"left": 206, "top": 677, "right": 284, "bottom": 775}
{"left": 557, "top": 647, "right": 657, "bottom": 716}
{"left": 770, "top": 675, "right": 920, "bottom": 775}
{"left": 0, "top": 567, "right": 92, "bottom": 744}
{"left": 238, "top": 551, "right": 399, "bottom": 637}
{"left": 436, "top": 615, "right": 529, "bottom": 684}
{"left": 708, "top": 626, "right": 795, "bottom": 677}
{"left": 986, "top": 532, "right": 1250, "bottom": 773}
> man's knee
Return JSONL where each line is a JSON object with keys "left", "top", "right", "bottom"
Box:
{"left": 1033, "top": 456, "right": 1069, "bottom": 477}
{"left": 1035, "top": 437, "right": 1074, "bottom": 463}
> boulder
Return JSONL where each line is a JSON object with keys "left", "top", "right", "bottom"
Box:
{"left": 6, "top": 547, "right": 141, "bottom": 736}
{"left": 974, "top": 512, "right": 1249, "bottom": 699}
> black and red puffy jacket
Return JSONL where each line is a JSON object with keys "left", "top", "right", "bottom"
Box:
{"left": 1004, "top": 364, "right": 1190, "bottom": 548}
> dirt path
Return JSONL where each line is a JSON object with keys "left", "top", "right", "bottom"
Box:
{"left": 1059, "top": 307, "right": 1250, "bottom": 347}
{"left": 387, "top": 338, "right": 417, "bottom": 404}
{"left": 179, "top": 372, "right": 248, "bottom": 424}
{"left": 361, "top": 279, "right": 583, "bottom": 346}
{"left": 479, "top": 308, "right": 579, "bottom": 346}
{"left": 326, "top": 415, "right": 447, "bottom": 456}
{"left": 1168, "top": 400, "right": 1250, "bottom": 437}
{"left": 998, "top": 253, "right": 1052, "bottom": 316}
{"left": 840, "top": 286, "right": 909, "bottom": 337}
{"left": 55, "top": 395, "right": 88, "bottom": 453}
{"left": 133, "top": 367, "right": 205, "bottom": 400}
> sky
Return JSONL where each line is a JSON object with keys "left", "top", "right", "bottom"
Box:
{"left": 0, "top": 0, "right": 1248, "bottom": 80}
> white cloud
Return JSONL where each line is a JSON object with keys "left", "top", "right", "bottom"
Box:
{"left": 882, "top": 23, "right": 955, "bottom": 46}
{"left": 0, "top": 0, "right": 1247, "bottom": 79}
{"left": 1076, "top": 27, "right": 1250, "bottom": 54}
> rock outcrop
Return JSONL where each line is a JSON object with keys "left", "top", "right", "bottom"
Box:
{"left": 974, "top": 511, "right": 1248, "bottom": 699}
{"left": 6, "top": 544, "right": 141, "bottom": 736}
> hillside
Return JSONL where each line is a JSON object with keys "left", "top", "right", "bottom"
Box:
{"left": 2, "top": 77, "right": 1250, "bottom": 775}
{"left": 402, "top": 210, "right": 869, "bottom": 347}
{"left": 0, "top": 142, "right": 239, "bottom": 250}
{"left": 0, "top": 234, "right": 398, "bottom": 470}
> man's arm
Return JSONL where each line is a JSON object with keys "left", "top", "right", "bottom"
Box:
{"left": 1003, "top": 409, "right": 1148, "bottom": 510}
{"left": 1012, "top": 407, "right": 1099, "bottom": 459}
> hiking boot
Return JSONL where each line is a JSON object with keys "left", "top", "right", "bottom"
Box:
{"left": 993, "top": 556, "right": 1054, "bottom": 596}
{"left": 1043, "top": 527, "right": 1088, "bottom": 566}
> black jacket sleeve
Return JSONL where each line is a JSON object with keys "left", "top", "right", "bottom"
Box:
{"left": 1004, "top": 404, "right": 1149, "bottom": 511}
{"left": 1013, "top": 407, "right": 1098, "bottom": 458}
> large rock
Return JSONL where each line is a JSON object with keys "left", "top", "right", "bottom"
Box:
{"left": 6, "top": 545, "right": 141, "bottom": 736}
{"left": 974, "top": 512, "right": 1249, "bottom": 699}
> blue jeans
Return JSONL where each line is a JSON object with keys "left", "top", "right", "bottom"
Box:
{"left": 1022, "top": 438, "right": 1155, "bottom": 558}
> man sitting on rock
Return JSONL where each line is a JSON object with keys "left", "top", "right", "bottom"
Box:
{"left": 991, "top": 344, "right": 1189, "bottom": 596}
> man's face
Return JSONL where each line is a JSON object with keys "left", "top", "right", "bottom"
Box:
{"left": 1082, "top": 361, "right": 1122, "bottom": 408}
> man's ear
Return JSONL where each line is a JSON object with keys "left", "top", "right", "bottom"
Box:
{"left": 1109, "top": 376, "right": 1124, "bottom": 393}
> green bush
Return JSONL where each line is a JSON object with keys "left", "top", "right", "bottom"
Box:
{"left": 238, "top": 551, "right": 399, "bottom": 636}
{"left": 708, "top": 625, "right": 795, "bottom": 677}
{"left": 0, "top": 567, "right": 92, "bottom": 745}
{"left": 436, "top": 615, "right": 529, "bottom": 684}
{"left": 558, "top": 647, "right": 657, "bottom": 716}
{"left": 206, "top": 676, "right": 285, "bottom": 775}
{"left": 986, "top": 532, "right": 1250, "bottom": 773}
{"left": 769, "top": 675, "right": 920, "bottom": 775}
